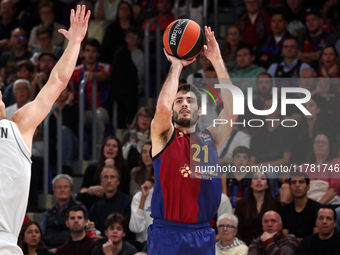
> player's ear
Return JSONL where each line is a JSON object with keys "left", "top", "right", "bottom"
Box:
{"left": 198, "top": 107, "right": 202, "bottom": 117}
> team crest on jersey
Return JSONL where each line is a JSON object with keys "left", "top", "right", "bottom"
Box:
{"left": 200, "top": 133, "right": 207, "bottom": 138}
{"left": 179, "top": 164, "right": 192, "bottom": 177}
{"left": 178, "top": 131, "right": 184, "bottom": 138}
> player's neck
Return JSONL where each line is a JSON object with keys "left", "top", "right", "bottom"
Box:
{"left": 175, "top": 124, "right": 196, "bottom": 134}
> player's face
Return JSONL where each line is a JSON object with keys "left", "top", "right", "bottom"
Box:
{"left": 313, "top": 134, "right": 330, "bottom": 159}
{"left": 24, "top": 224, "right": 41, "bottom": 247}
{"left": 172, "top": 91, "right": 200, "bottom": 128}
{"left": 251, "top": 172, "right": 268, "bottom": 192}
{"left": 103, "top": 139, "right": 119, "bottom": 159}
{"left": 105, "top": 223, "right": 125, "bottom": 244}
{"left": 290, "top": 177, "right": 309, "bottom": 198}
{"left": 218, "top": 218, "right": 237, "bottom": 243}
{"left": 53, "top": 179, "right": 72, "bottom": 201}
{"left": 262, "top": 211, "right": 282, "bottom": 233}
{"left": 66, "top": 210, "right": 86, "bottom": 233}
{"left": 141, "top": 144, "right": 152, "bottom": 166}
{"left": 137, "top": 110, "right": 152, "bottom": 132}
{"left": 316, "top": 208, "right": 336, "bottom": 237}
{"left": 101, "top": 168, "right": 120, "bottom": 193}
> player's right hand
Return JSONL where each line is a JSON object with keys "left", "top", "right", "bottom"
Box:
{"left": 163, "top": 48, "right": 196, "bottom": 67}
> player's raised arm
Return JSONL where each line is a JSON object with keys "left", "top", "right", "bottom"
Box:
{"left": 151, "top": 50, "right": 195, "bottom": 156}
{"left": 204, "top": 26, "right": 237, "bottom": 150}
{"left": 12, "top": 5, "right": 90, "bottom": 149}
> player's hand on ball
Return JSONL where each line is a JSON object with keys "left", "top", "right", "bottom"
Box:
{"left": 163, "top": 48, "right": 196, "bottom": 67}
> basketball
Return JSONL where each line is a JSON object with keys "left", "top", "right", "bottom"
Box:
{"left": 163, "top": 19, "right": 205, "bottom": 61}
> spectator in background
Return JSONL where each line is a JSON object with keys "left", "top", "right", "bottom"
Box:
{"left": 250, "top": 96, "right": 293, "bottom": 190}
{"left": 101, "top": 1, "right": 136, "bottom": 65}
{"left": 295, "top": 207, "right": 340, "bottom": 255}
{"left": 215, "top": 213, "right": 248, "bottom": 255}
{"left": 317, "top": 45, "right": 340, "bottom": 95}
{"left": 256, "top": 12, "right": 289, "bottom": 68}
{"left": 267, "top": 37, "right": 311, "bottom": 88}
{"left": 302, "top": 132, "right": 340, "bottom": 205}
{"left": 0, "top": 27, "right": 31, "bottom": 85}
{"left": 186, "top": 52, "right": 212, "bottom": 84}
{"left": 221, "top": 26, "right": 242, "bottom": 73}
{"left": 5, "top": 79, "right": 30, "bottom": 120}
{"left": 237, "top": 0, "right": 272, "bottom": 49}
{"left": 40, "top": 174, "right": 87, "bottom": 249}
{"left": 78, "top": 136, "right": 130, "bottom": 210}
{"left": 89, "top": 165, "right": 132, "bottom": 237}
{"left": 121, "top": 107, "right": 153, "bottom": 169}
{"left": 178, "top": 0, "right": 203, "bottom": 26}
{"left": 248, "top": 211, "right": 298, "bottom": 255}
{"left": 221, "top": 146, "right": 252, "bottom": 208}
{"left": 0, "top": 0, "right": 20, "bottom": 52}
{"left": 298, "top": 8, "right": 336, "bottom": 70}
{"left": 133, "top": 0, "right": 157, "bottom": 23}
{"left": 31, "top": 26, "right": 64, "bottom": 63}
{"left": 2, "top": 60, "right": 34, "bottom": 107}
{"left": 28, "top": 0, "right": 66, "bottom": 49}
{"left": 49, "top": 86, "right": 79, "bottom": 168}
{"left": 130, "top": 142, "right": 153, "bottom": 196}
{"left": 110, "top": 27, "right": 143, "bottom": 128}
{"left": 240, "top": 72, "right": 273, "bottom": 135}
{"left": 230, "top": 44, "right": 266, "bottom": 99}
{"left": 91, "top": 213, "right": 137, "bottom": 255}
{"left": 18, "top": 221, "right": 53, "bottom": 255}
{"left": 235, "top": 172, "right": 281, "bottom": 245}
{"left": 78, "top": 0, "right": 104, "bottom": 44}
{"left": 280, "top": 172, "right": 321, "bottom": 242}
{"left": 129, "top": 168, "right": 155, "bottom": 251}
{"left": 30, "top": 52, "right": 57, "bottom": 100}
{"left": 95, "top": 0, "right": 132, "bottom": 23}
{"left": 283, "top": 0, "right": 307, "bottom": 22}
{"left": 70, "top": 38, "right": 111, "bottom": 151}
{"left": 56, "top": 205, "right": 98, "bottom": 255}
{"left": 298, "top": 68, "right": 317, "bottom": 96}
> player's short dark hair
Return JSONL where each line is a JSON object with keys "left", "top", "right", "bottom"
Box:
{"left": 177, "top": 83, "right": 202, "bottom": 107}
{"left": 81, "top": 38, "right": 101, "bottom": 52}
{"left": 232, "top": 146, "right": 250, "bottom": 158}
{"left": 289, "top": 171, "right": 310, "bottom": 185}
{"left": 104, "top": 213, "right": 126, "bottom": 231}
{"left": 66, "top": 205, "right": 86, "bottom": 219}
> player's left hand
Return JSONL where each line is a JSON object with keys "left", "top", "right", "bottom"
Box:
{"left": 58, "top": 5, "right": 90, "bottom": 43}
{"left": 203, "top": 26, "right": 222, "bottom": 62}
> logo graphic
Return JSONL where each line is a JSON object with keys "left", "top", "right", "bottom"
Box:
{"left": 197, "top": 82, "right": 223, "bottom": 115}
{"left": 180, "top": 164, "right": 192, "bottom": 177}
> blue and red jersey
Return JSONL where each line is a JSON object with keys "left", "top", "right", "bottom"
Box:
{"left": 70, "top": 62, "right": 112, "bottom": 110}
{"left": 151, "top": 128, "right": 221, "bottom": 224}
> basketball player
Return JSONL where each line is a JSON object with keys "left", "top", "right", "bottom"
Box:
{"left": 0, "top": 5, "right": 90, "bottom": 254}
{"left": 148, "top": 27, "right": 237, "bottom": 254}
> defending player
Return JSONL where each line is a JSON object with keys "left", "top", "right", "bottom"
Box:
{"left": 0, "top": 5, "right": 90, "bottom": 254}
{"left": 148, "top": 27, "right": 237, "bottom": 254}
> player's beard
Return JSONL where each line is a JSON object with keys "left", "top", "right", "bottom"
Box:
{"left": 173, "top": 109, "right": 199, "bottom": 128}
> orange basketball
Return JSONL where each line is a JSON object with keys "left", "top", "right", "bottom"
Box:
{"left": 163, "top": 19, "right": 205, "bottom": 61}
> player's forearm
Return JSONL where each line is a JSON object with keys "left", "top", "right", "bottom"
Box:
{"left": 156, "top": 64, "right": 182, "bottom": 112}
{"left": 49, "top": 40, "right": 81, "bottom": 89}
